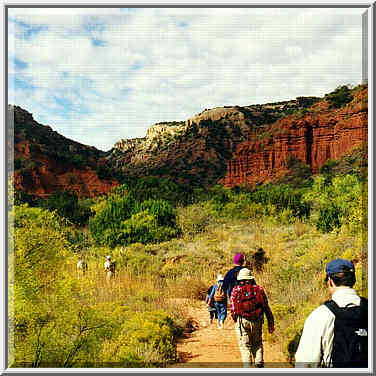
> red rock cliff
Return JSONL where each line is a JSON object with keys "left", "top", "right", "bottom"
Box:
{"left": 221, "top": 88, "right": 368, "bottom": 187}
{"left": 11, "top": 105, "right": 119, "bottom": 198}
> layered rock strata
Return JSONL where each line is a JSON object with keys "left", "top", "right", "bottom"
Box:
{"left": 221, "top": 88, "right": 368, "bottom": 187}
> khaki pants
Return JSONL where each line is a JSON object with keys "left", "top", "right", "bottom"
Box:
{"left": 235, "top": 316, "right": 263, "bottom": 367}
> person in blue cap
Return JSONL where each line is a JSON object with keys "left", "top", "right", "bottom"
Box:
{"left": 295, "top": 258, "right": 368, "bottom": 368}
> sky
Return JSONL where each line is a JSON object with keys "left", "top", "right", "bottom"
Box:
{"left": 8, "top": 7, "right": 366, "bottom": 151}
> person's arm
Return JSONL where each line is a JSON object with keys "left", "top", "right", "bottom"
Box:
{"left": 209, "top": 284, "right": 217, "bottom": 301}
{"left": 261, "top": 289, "right": 274, "bottom": 333}
{"left": 222, "top": 269, "right": 233, "bottom": 295}
{"left": 294, "top": 306, "right": 331, "bottom": 368}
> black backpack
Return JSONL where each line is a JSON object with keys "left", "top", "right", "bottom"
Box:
{"left": 324, "top": 297, "right": 368, "bottom": 368}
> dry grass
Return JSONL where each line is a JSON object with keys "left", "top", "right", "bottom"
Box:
{"left": 62, "top": 213, "right": 366, "bottom": 365}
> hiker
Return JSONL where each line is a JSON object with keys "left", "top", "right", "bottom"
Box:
{"left": 295, "top": 259, "right": 368, "bottom": 368}
{"left": 77, "top": 258, "right": 88, "bottom": 274}
{"left": 104, "top": 255, "right": 116, "bottom": 280}
{"left": 251, "top": 247, "right": 269, "bottom": 272}
{"left": 223, "top": 252, "right": 246, "bottom": 299}
{"left": 208, "top": 274, "right": 227, "bottom": 329}
{"left": 230, "top": 268, "right": 274, "bottom": 368}
{"left": 205, "top": 283, "right": 217, "bottom": 325}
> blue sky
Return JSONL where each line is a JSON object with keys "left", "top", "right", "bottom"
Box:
{"left": 8, "top": 7, "right": 365, "bottom": 151}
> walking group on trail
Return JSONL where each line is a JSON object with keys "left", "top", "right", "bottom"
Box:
{"left": 206, "top": 252, "right": 368, "bottom": 369}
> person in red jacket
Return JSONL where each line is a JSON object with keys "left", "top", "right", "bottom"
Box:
{"left": 230, "top": 268, "right": 274, "bottom": 368}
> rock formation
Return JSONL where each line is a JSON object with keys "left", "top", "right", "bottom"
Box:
{"left": 9, "top": 84, "right": 368, "bottom": 198}
{"left": 220, "top": 87, "right": 368, "bottom": 187}
{"left": 10, "top": 105, "right": 119, "bottom": 198}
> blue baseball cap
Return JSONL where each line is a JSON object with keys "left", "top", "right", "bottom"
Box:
{"left": 325, "top": 259, "right": 355, "bottom": 275}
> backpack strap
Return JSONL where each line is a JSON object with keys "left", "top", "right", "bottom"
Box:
{"left": 324, "top": 299, "right": 341, "bottom": 317}
{"left": 359, "top": 297, "right": 368, "bottom": 327}
{"left": 325, "top": 297, "right": 368, "bottom": 318}
{"left": 359, "top": 297, "right": 368, "bottom": 309}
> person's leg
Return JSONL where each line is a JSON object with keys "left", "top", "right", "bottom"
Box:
{"left": 222, "top": 302, "right": 228, "bottom": 326}
{"left": 235, "top": 318, "right": 252, "bottom": 367}
{"left": 218, "top": 303, "right": 227, "bottom": 328}
{"left": 250, "top": 318, "right": 264, "bottom": 367}
{"left": 214, "top": 303, "right": 220, "bottom": 327}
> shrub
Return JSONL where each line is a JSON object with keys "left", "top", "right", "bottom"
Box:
{"left": 126, "top": 177, "right": 194, "bottom": 206}
{"left": 319, "top": 159, "right": 338, "bottom": 175}
{"left": 138, "top": 199, "right": 177, "bottom": 227}
{"left": 99, "top": 311, "right": 180, "bottom": 367}
{"left": 90, "top": 196, "right": 179, "bottom": 248}
{"left": 324, "top": 85, "right": 354, "bottom": 109}
{"left": 177, "top": 203, "right": 215, "bottom": 237}
{"left": 118, "top": 211, "right": 161, "bottom": 246}
{"left": 303, "top": 174, "right": 364, "bottom": 233}
{"left": 316, "top": 204, "right": 341, "bottom": 232}
{"left": 41, "top": 191, "right": 94, "bottom": 226}
{"left": 89, "top": 195, "right": 137, "bottom": 244}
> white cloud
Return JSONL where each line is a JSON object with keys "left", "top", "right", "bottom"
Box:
{"left": 8, "top": 7, "right": 365, "bottom": 151}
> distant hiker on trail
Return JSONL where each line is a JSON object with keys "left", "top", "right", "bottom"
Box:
{"left": 104, "top": 255, "right": 116, "bottom": 281}
{"left": 209, "top": 274, "right": 227, "bottom": 329}
{"left": 77, "top": 258, "right": 88, "bottom": 274}
{"left": 230, "top": 268, "right": 274, "bottom": 368}
{"left": 251, "top": 248, "right": 269, "bottom": 272}
{"left": 223, "top": 253, "right": 246, "bottom": 299}
{"left": 205, "top": 283, "right": 217, "bottom": 325}
{"left": 295, "top": 259, "right": 368, "bottom": 368}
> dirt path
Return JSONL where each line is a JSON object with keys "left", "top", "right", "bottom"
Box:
{"left": 170, "top": 301, "right": 291, "bottom": 368}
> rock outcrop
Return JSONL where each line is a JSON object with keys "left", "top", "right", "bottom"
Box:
{"left": 10, "top": 105, "right": 119, "bottom": 198}
{"left": 108, "top": 99, "right": 311, "bottom": 186}
{"left": 220, "top": 87, "right": 368, "bottom": 187}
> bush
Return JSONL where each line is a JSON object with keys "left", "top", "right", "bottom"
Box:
{"left": 99, "top": 311, "right": 180, "bottom": 367}
{"left": 90, "top": 196, "right": 179, "bottom": 248}
{"left": 41, "top": 191, "right": 94, "bottom": 226}
{"left": 324, "top": 85, "right": 354, "bottom": 109}
{"left": 249, "top": 184, "right": 311, "bottom": 220}
{"left": 89, "top": 194, "right": 137, "bottom": 244}
{"left": 126, "top": 177, "right": 194, "bottom": 206}
{"left": 138, "top": 200, "right": 177, "bottom": 227}
{"left": 316, "top": 204, "right": 341, "bottom": 232}
{"left": 117, "top": 211, "right": 175, "bottom": 247}
{"left": 177, "top": 203, "right": 214, "bottom": 236}
{"left": 303, "top": 174, "right": 365, "bottom": 233}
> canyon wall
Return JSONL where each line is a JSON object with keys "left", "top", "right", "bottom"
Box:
{"left": 221, "top": 88, "right": 368, "bottom": 187}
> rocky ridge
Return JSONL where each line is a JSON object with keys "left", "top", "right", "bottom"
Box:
{"left": 10, "top": 105, "right": 119, "bottom": 198}
{"left": 108, "top": 98, "right": 317, "bottom": 186}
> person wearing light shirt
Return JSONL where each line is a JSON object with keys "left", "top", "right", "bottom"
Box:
{"left": 295, "top": 258, "right": 367, "bottom": 368}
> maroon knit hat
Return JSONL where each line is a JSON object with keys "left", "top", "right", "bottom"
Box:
{"left": 233, "top": 253, "right": 244, "bottom": 265}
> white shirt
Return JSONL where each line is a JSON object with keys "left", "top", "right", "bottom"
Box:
{"left": 104, "top": 260, "right": 111, "bottom": 270}
{"left": 295, "top": 288, "right": 361, "bottom": 368}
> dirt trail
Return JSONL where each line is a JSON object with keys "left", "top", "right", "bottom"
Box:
{"left": 170, "top": 301, "right": 291, "bottom": 368}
